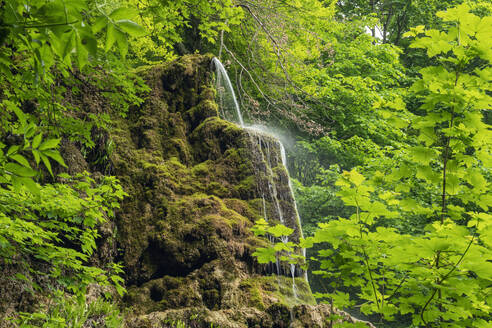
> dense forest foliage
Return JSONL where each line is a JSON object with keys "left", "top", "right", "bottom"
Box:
{"left": 0, "top": 0, "right": 490, "bottom": 327}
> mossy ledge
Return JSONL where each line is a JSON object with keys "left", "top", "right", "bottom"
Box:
{"left": 93, "top": 55, "right": 373, "bottom": 327}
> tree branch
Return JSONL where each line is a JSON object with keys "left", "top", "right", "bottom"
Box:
{"left": 1, "top": 20, "right": 78, "bottom": 29}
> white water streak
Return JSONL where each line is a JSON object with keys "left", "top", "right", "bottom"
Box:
{"left": 212, "top": 57, "right": 244, "bottom": 127}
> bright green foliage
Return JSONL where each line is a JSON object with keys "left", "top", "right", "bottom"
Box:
{"left": 0, "top": 0, "right": 144, "bottom": 74}
{"left": 14, "top": 290, "right": 124, "bottom": 328}
{"left": 0, "top": 172, "right": 127, "bottom": 294}
{"left": 1, "top": 0, "right": 490, "bottom": 325}
{"left": 252, "top": 219, "right": 301, "bottom": 266}
{"left": 120, "top": 0, "right": 244, "bottom": 64}
{"left": 0, "top": 0, "right": 149, "bottom": 139}
{"left": 336, "top": 0, "right": 464, "bottom": 45}
{"left": 0, "top": 0, "right": 136, "bottom": 313}
{"left": 0, "top": 100, "right": 127, "bottom": 297}
{"left": 0, "top": 115, "right": 63, "bottom": 193}
{"left": 254, "top": 4, "right": 491, "bottom": 327}
{"left": 221, "top": 0, "right": 406, "bottom": 140}
{"left": 290, "top": 166, "right": 354, "bottom": 236}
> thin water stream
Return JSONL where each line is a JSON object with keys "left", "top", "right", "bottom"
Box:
{"left": 212, "top": 57, "right": 244, "bottom": 127}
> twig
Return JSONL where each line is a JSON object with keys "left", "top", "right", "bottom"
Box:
{"left": 237, "top": 4, "right": 292, "bottom": 83}
{"left": 420, "top": 233, "right": 475, "bottom": 326}
{"left": 1, "top": 20, "right": 78, "bottom": 29}
{"left": 222, "top": 44, "right": 275, "bottom": 108}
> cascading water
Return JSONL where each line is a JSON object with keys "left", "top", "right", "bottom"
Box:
{"left": 246, "top": 126, "right": 304, "bottom": 296}
{"left": 211, "top": 58, "right": 244, "bottom": 127}
{"left": 212, "top": 57, "right": 307, "bottom": 298}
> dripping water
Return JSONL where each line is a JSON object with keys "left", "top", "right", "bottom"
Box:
{"left": 280, "top": 142, "right": 309, "bottom": 282}
{"left": 290, "top": 263, "right": 298, "bottom": 299}
{"left": 263, "top": 195, "right": 278, "bottom": 275}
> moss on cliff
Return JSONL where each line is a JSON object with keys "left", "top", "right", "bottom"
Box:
{"left": 109, "top": 55, "right": 268, "bottom": 309}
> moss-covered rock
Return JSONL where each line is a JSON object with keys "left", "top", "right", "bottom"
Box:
{"left": 101, "top": 54, "right": 373, "bottom": 327}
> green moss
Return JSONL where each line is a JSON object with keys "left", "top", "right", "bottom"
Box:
{"left": 272, "top": 165, "right": 288, "bottom": 179}
{"left": 165, "top": 194, "right": 255, "bottom": 239}
{"left": 167, "top": 193, "right": 220, "bottom": 222}
{"left": 240, "top": 279, "right": 266, "bottom": 310}
{"left": 185, "top": 98, "right": 219, "bottom": 127}
{"left": 250, "top": 287, "right": 266, "bottom": 311}
{"left": 223, "top": 198, "right": 262, "bottom": 222}
{"left": 234, "top": 175, "right": 256, "bottom": 199}
{"left": 206, "top": 182, "right": 229, "bottom": 197}
{"left": 237, "top": 275, "right": 315, "bottom": 312}
{"left": 191, "top": 117, "right": 243, "bottom": 158}
{"left": 169, "top": 137, "right": 192, "bottom": 164}
{"left": 222, "top": 147, "right": 253, "bottom": 176}
{"left": 193, "top": 116, "right": 240, "bottom": 134}
{"left": 253, "top": 276, "right": 316, "bottom": 309}
{"left": 222, "top": 148, "right": 240, "bottom": 161}
{"left": 191, "top": 160, "right": 212, "bottom": 176}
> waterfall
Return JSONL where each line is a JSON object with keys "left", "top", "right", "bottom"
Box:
{"left": 211, "top": 57, "right": 244, "bottom": 127}
{"left": 211, "top": 57, "right": 307, "bottom": 294}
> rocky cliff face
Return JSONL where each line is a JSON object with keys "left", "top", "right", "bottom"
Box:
{"left": 69, "top": 54, "right": 373, "bottom": 327}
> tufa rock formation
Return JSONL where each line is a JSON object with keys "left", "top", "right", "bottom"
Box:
{"left": 111, "top": 54, "right": 313, "bottom": 326}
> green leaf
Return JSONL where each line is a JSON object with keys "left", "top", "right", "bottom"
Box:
{"left": 10, "top": 154, "right": 31, "bottom": 168}
{"left": 24, "top": 123, "right": 37, "bottom": 139}
{"left": 251, "top": 219, "right": 269, "bottom": 236}
{"left": 32, "top": 134, "right": 42, "bottom": 149}
{"left": 109, "top": 8, "right": 139, "bottom": 21}
{"left": 17, "top": 177, "right": 40, "bottom": 196}
{"left": 92, "top": 16, "right": 108, "bottom": 34}
{"left": 80, "top": 33, "right": 97, "bottom": 57}
{"left": 40, "top": 154, "right": 53, "bottom": 176}
{"left": 32, "top": 150, "right": 40, "bottom": 165}
{"left": 267, "top": 224, "right": 294, "bottom": 237}
{"left": 15, "top": 273, "right": 28, "bottom": 282}
{"left": 5, "top": 163, "right": 37, "bottom": 177}
{"left": 343, "top": 169, "right": 365, "bottom": 186}
{"left": 416, "top": 166, "right": 440, "bottom": 184}
{"left": 74, "top": 32, "right": 89, "bottom": 69}
{"left": 466, "top": 171, "right": 487, "bottom": 192}
{"left": 38, "top": 138, "right": 61, "bottom": 151}
{"left": 299, "top": 237, "right": 314, "bottom": 248}
{"left": 274, "top": 242, "right": 293, "bottom": 252}
{"left": 331, "top": 291, "right": 352, "bottom": 308}
{"left": 105, "top": 23, "right": 117, "bottom": 52}
{"left": 43, "top": 150, "right": 67, "bottom": 168}
{"left": 62, "top": 29, "right": 76, "bottom": 60}
{"left": 116, "top": 20, "right": 146, "bottom": 37}
{"left": 11, "top": 105, "right": 27, "bottom": 127}
{"left": 408, "top": 146, "right": 436, "bottom": 165}
{"left": 6, "top": 145, "right": 20, "bottom": 156}
{"left": 114, "top": 29, "right": 128, "bottom": 58}
{"left": 252, "top": 247, "right": 277, "bottom": 264}
{"left": 58, "top": 173, "right": 71, "bottom": 179}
